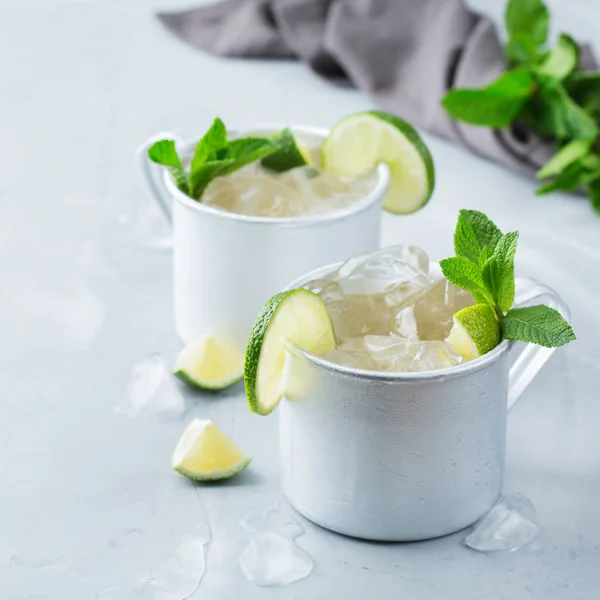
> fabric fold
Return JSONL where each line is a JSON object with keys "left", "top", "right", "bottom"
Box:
{"left": 157, "top": 0, "right": 597, "bottom": 176}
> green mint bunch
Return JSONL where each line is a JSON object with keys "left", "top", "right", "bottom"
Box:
{"left": 441, "top": 210, "right": 576, "bottom": 347}
{"left": 442, "top": 0, "right": 600, "bottom": 213}
{"left": 147, "top": 119, "right": 302, "bottom": 201}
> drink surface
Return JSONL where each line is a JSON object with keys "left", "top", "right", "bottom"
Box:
{"left": 201, "top": 140, "right": 376, "bottom": 218}
{"left": 305, "top": 245, "right": 475, "bottom": 373}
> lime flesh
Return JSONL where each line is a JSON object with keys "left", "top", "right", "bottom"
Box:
{"left": 322, "top": 110, "right": 435, "bottom": 214}
{"left": 173, "top": 335, "right": 244, "bottom": 390}
{"left": 172, "top": 418, "right": 251, "bottom": 481}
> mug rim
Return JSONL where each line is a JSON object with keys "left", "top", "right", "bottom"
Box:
{"left": 284, "top": 259, "right": 512, "bottom": 383}
{"left": 162, "top": 124, "right": 390, "bottom": 227}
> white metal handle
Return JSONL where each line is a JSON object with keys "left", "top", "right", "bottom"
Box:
{"left": 135, "top": 132, "right": 185, "bottom": 224}
{"left": 507, "top": 277, "right": 571, "bottom": 411}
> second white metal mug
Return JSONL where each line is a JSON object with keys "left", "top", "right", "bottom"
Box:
{"left": 138, "top": 125, "right": 390, "bottom": 345}
{"left": 280, "top": 266, "right": 570, "bottom": 541}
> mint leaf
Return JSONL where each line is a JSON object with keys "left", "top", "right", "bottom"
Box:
{"left": 440, "top": 256, "right": 491, "bottom": 303}
{"left": 527, "top": 77, "right": 598, "bottom": 140}
{"left": 479, "top": 246, "right": 494, "bottom": 266}
{"left": 536, "top": 139, "right": 592, "bottom": 179}
{"left": 148, "top": 140, "right": 189, "bottom": 194}
{"left": 454, "top": 213, "right": 482, "bottom": 263}
{"left": 505, "top": 0, "right": 549, "bottom": 46}
{"left": 221, "top": 137, "right": 277, "bottom": 174}
{"left": 460, "top": 209, "right": 503, "bottom": 251}
{"left": 523, "top": 79, "right": 568, "bottom": 138}
{"left": 191, "top": 118, "right": 228, "bottom": 173}
{"left": 582, "top": 153, "right": 600, "bottom": 171}
{"left": 560, "top": 92, "right": 599, "bottom": 140}
{"left": 568, "top": 70, "right": 600, "bottom": 118}
{"left": 506, "top": 33, "right": 542, "bottom": 66}
{"left": 536, "top": 161, "right": 587, "bottom": 195}
{"left": 187, "top": 121, "right": 279, "bottom": 198}
{"left": 502, "top": 305, "right": 576, "bottom": 347}
{"left": 442, "top": 69, "right": 535, "bottom": 128}
{"left": 538, "top": 34, "right": 579, "bottom": 80}
{"left": 589, "top": 179, "right": 600, "bottom": 214}
{"left": 189, "top": 159, "right": 235, "bottom": 199}
{"left": 482, "top": 232, "right": 519, "bottom": 313}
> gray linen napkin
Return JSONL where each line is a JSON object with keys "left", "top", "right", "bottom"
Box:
{"left": 157, "top": 0, "right": 596, "bottom": 176}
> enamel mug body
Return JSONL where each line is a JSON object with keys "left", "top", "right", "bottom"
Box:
{"left": 138, "top": 125, "right": 389, "bottom": 345}
{"left": 280, "top": 265, "right": 570, "bottom": 541}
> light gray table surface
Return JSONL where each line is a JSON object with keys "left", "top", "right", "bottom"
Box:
{"left": 1, "top": 1, "right": 599, "bottom": 598}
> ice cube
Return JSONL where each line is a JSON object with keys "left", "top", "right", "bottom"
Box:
{"left": 304, "top": 278, "right": 344, "bottom": 304}
{"left": 305, "top": 279, "right": 392, "bottom": 341}
{"left": 239, "top": 508, "right": 304, "bottom": 540}
{"left": 465, "top": 494, "right": 542, "bottom": 552}
{"left": 117, "top": 354, "right": 185, "bottom": 418}
{"left": 202, "top": 162, "right": 369, "bottom": 218}
{"left": 331, "top": 294, "right": 394, "bottom": 340}
{"left": 409, "top": 341, "right": 463, "bottom": 372}
{"left": 95, "top": 538, "right": 207, "bottom": 600}
{"left": 145, "top": 539, "right": 207, "bottom": 599}
{"left": 323, "top": 338, "right": 378, "bottom": 371}
{"left": 239, "top": 532, "right": 313, "bottom": 587}
{"left": 412, "top": 278, "right": 474, "bottom": 340}
{"left": 283, "top": 165, "right": 350, "bottom": 199}
{"left": 204, "top": 171, "right": 308, "bottom": 217}
{"left": 332, "top": 245, "right": 432, "bottom": 297}
{"left": 360, "top": 335, "right": 462, "bottom": 372}
{"left": 394, "top": 305, "right": 419, "bottom": 339}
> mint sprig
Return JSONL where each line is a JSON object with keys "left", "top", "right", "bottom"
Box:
{"left": 147, "top": 140, "right": 190, "bottom": 195}
{"left": 441, "top": 0, "right": 600, "bottom": 214}
{"left": 441, "top": 210, "right": 576, "bottom": 348}
{"left": 147, "top": 118, "right": 295, "bottom": 201}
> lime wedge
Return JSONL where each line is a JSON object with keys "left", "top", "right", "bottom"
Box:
{"left": 261, "top": 128, "right": 311, "bottom": 172}
{"left": 173, "top": 335, "right": 244, "bottom": 390}
{"left": 445, "top": 304, "right": 501, "bottom": 361}
{"left": 172, "top": 418, "right": 251, "bottom": 481}
{"left": 245, "top": 288, "right": 336, "bottom": 416}
{"left": 322, "top": 110, "right": 435, "bottom": 214}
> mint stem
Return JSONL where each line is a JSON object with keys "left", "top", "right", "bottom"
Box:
{"left": 495, "top": 305, "right": 505, "bottom": 321}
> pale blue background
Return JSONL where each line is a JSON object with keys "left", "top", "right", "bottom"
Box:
{"left": 1, "top": 1, "right": 599, "bottom": 598}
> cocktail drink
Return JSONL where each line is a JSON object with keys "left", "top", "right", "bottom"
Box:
{"left": 305, "top": 245, "right": 474, "bottom": 372}
{"left": 200, "top": 137, "right": 376, "bottom": 218}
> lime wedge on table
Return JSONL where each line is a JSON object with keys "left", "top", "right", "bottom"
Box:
{"left": 172, "top": 418, "right": 251, "bottom": 481}
{"left": 245, "top": 289, "right": 336, "bottom": 416}
{"left": 261, "top": 128, "right": 312, "bottom": 172}
{"left": 445, "top": 304, "right": 501, "bottom": 361}
{"left": 322, "top": 111, "right": 435, "bottom": 214}
{"left": 173, "top": 335, "right": 244, "bottom": 390}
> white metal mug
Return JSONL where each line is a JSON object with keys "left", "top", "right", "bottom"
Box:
{"left": 280, "top": 265, "right": 570, "bottom": 541}
{"left": 137, "top": 125, "right": 390, "bottom": 345}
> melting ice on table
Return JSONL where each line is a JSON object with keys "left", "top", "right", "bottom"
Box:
{"left": 116, "top": 354, "right": 185, "bottom": 418}
{"left": 238, "top": 509, "right": 313, "bottom": 586}
{"left": 465, "top": 494, "right": 542, "bottom": 552}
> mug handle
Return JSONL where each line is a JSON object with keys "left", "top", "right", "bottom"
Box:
{"left": 507, "top": 277, "right": 571, "bottom": 411}
{"left": 136, "top": 132, "right": 185, "bottom": 224}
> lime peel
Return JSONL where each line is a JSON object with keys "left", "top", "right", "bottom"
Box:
{"left": 445, "top": 304, "right": 501, "bottom": 361}
{"left": 245, "top": 288, "right": 336, "bottom": 416}
{"left": 261, "top": 128, "right": 309, "bottom": 172}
